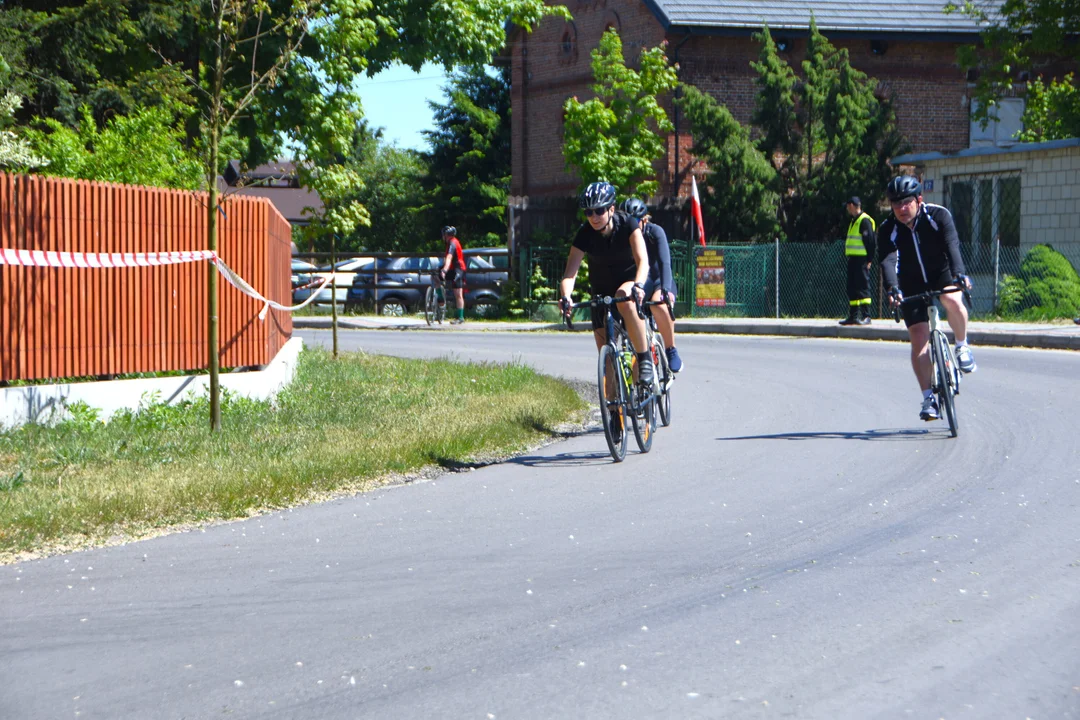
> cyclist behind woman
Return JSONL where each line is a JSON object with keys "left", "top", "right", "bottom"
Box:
{"left": 439, "top": 225, "right": 466, "bottom": 325}
{"left": 879, "top": 175, "right": 976, "bottom": 421}
{"left": 558, "top": 181, "right": 654, "bottom": 387}
{"left": 621, "top": 198, "right": 684, "bottom": 373}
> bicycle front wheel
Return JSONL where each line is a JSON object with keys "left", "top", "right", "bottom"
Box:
{"left": 627, "top": 340, "right": 655, "bottom": 453}
{"left": 424, "top": 286, "right": 436, "bottom": 326}
{"left": 630, "top": 379, "right": 655, "bottom": 453}
{"left": 934, "top": 332, "right": 958, "bottom": 437}
{"left": 597, "top": 344, "right": 627, "bottom": 462}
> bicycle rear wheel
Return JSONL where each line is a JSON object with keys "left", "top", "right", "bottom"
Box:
{"left": 934, "top": 332, "right": 958, "bottom": 437}
{"left": 597, "top": 344, "right": 627, "bottom": 462}
{"left": 652, "top": 333, "right": 672, "bottom": 427}
{"left": 424, "top": 286, "right": 436, "bottom": 325}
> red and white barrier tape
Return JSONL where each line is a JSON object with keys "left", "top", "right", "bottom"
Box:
{"left": 0, "top": 248, "right": 216, "bottom": 268}
{"left": 0, "top": 247, "right": 328, "bottom": 320}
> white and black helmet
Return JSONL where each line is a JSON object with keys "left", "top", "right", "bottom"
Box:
{"left": 579, "top": 181, "right": 616, "bottom": 210}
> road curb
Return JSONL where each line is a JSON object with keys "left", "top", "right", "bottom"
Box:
{"left": 292, "top": 317, "right": 1079, "bottom": 351}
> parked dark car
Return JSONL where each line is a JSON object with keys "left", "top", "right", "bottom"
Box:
{"left": 345, "top": 254, "right": 505, "bottom": 316}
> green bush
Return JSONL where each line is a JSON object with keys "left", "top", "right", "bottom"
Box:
{"left": 998, "top": 244, "right": 1080, "bottom": 319}
{"left": 24, "top": 104, "right": 203, "bottom": 189}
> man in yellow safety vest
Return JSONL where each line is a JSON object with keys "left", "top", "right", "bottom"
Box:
{"left": 840, "top": 196, "right": 876, "bottom": 325}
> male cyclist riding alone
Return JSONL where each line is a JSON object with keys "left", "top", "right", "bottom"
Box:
{"left": 559, "top": 181, "right": 654, "bottom": 389}
{"left": 621, "top": 198, "right": 684, "bottom": 372}
{"left": 439, "top": 225, "right": 466, "bottom": 325}
{"left": 879, "top": 175, "right": 976, "bottom": 421}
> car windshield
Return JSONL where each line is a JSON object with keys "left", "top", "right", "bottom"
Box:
{"left": 467, "top": 257, "right": 495, "bottom": 270}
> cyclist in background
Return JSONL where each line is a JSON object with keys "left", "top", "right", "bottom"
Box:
{"left": 559, "top": 181, "right": 654, "bottom": 387}
{"left": 621, "top": 198, "right": 684, "bottom": 373}
{"left": 879, "top": 175, "right": 975, "bottom": 421}
{"left": 439, "top": 225, "right": 466, "bottom": 325}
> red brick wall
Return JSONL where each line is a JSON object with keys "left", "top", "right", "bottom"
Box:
{"left": 511, "top": 0, "right": 973, "bottom": 200}
{"left": 511, "top": 0, "right": 667, "bottom": 197}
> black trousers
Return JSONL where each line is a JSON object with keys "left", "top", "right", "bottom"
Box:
{"left": 845, "top": 257, "right": 871, "bottom": 305}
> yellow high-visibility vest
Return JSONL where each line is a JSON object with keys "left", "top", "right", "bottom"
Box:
{"left": 845, "top": 212, "right": 876, "bottom": 257}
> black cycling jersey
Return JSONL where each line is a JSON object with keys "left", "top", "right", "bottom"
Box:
{"left": 642, "top": 222, "right": 675, "bottom": 296}
{"left": 877, "top": 202, "right": 966, "bottom": 294}
{"left": 571, "top": 211, "right": 641, "bottom": 295}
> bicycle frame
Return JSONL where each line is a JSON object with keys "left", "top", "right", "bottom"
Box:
{"left": 565, "top": 294, "right": 655, "bottom": 459}
{"left": 895, "top": 286, "right": 966, "bottom": 437}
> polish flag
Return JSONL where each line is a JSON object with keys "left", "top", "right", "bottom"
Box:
{"left": 691, "top": 175, "right": 706, "bottom": 247}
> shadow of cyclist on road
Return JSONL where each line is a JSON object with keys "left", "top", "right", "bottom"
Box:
{"left": 715, "top": 428, "right": 947, "bottom": 442}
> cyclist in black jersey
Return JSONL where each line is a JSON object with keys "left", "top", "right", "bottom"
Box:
{"left": 621, "top": 198, "right": 683, "bottom": 372}
{"left": 559, "top": 181, "right": 654, "bottom": 386}
{"left": 879, "top": 175, "right": 976, "bottom": 421}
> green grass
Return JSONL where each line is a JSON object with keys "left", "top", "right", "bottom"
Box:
{"left": 0, "top": 349, "right": 587, "bottom": 560}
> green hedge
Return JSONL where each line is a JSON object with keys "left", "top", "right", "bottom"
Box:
{"left": 998, "top": 244, "right": 1080, "bottom": 319}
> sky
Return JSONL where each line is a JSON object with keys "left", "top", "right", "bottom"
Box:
{"left": 352, "top": 63, "right": 449, "bottom": 151}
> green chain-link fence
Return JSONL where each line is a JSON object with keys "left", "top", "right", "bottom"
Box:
{"left": 522, "top": 236, "right": 1080, "bottom": 320}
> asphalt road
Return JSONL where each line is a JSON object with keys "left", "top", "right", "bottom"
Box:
{"left": 2, "top": 330, "right": 1079, "bottom": 719}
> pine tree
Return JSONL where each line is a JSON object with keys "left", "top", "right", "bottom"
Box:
{"left": 751, "top": 19, "right": 907, "bottom": 242}
{"left": 421, "top": 65, "right": 510, "bottom": 247}
{"left": 676, "top": 84, "right": 779, "bottom": 243}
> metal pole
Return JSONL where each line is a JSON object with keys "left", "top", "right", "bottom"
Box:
{"left": 331, "top": 234, "right": 339, "bottom": 359}
{"left": 993, "top": 234, "right": 1000, "bottom": 312}
{"left": 775, "top": 237, "right": 780, "bottom": 319}
{"left": 508, "top": 201, "right": 516, "bottom": 283}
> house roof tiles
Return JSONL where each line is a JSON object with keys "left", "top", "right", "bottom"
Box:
{"left": 646, "top": 0, "right": 989, "bottom": 36}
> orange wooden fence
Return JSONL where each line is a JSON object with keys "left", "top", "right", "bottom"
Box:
{"left": 0, "top": 173, "right": 293, "bottom": 383}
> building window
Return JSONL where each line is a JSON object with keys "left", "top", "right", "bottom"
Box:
{"left": 970, "top": 97, "right": 1025, "bottom": 148}
{"left": 946, "top": 172, "right": 1021, "bottom": 281}
{"left": 561, "top": 31, "right": 574, "bottom": 55}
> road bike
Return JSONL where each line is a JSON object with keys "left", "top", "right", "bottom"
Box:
{"left": 424, "top": 272, "right": 445, "bottom": 326}
{"left": 894, "top": 285, "right": 968, "bottom": 438}
{"left": 564, "top": 295, "right": 655, "bottom": 462}
{"left": 643, "top": 298, "right": 674, "bottom": 427}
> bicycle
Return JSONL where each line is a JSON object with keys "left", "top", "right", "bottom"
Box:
{"left": 425, "top": 271, "right": 446, "bottom": 326}
{"left": 893, "top": 285, "right": 968, "bottom": 438}
{"left": 564, "top": 294, "right": 656, "bottom": 462}
{"left": 642, "top": 298, "right": 674, "bottom": 427}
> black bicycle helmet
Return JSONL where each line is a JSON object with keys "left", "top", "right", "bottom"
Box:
{"left": 885, "top": 175, "right": 922, "bottom": 201}
{"left": 579, "top": 181, "right": 616, "bottom": 210}
{"left": 441, "top": 225, "right": 457, "bottom": 236}
{"left": 621, "top": 197, "right": 648, "bottom": 220}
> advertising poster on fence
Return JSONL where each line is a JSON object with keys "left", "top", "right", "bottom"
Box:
{"left": 695, "top": 247, "right": 726, "bottom": 307}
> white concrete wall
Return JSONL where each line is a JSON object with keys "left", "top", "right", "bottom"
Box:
{"left": 0, "top": 337, "right": 304, "bottom": 429}
{"left": 918, "top": 144, "right": 1080, "bottom": 270}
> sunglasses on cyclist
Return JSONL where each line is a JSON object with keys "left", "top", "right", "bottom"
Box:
{"left": 583, "top": 206, "right": 612, "bottom": 218}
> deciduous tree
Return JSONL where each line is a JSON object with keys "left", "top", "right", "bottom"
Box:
{"left": 948, "top": 0, "right": 1080, "bottom": 141}
{"left": 563, "top": 29, "right": 679, "bottom": 199}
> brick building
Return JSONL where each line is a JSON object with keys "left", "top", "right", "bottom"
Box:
{"left": 508, "top": 0, "right": 992, "bottom": 213}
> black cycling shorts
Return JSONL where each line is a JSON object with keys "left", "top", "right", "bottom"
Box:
{"left": 643, "top": 276, "right": 676, "bottom": 302}
{"left": 445, "top": 268, "right": 465, "bottom": 289}
{"left": 588, "top": 284, "right": 632, "bottom": 331}
{"left": 900, "top": 267, "right": 954, "bottom": 327}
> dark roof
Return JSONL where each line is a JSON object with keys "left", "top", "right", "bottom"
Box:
{"left": 232, "top": 186, "right": 323, "bottom": 226}
{"left": 894, "top": 137, "right": 1080, "bottom": 164}
{"left": 223, "top": 159, "right": 301, "bottom": 188}
{"left": 644, "top": 0, "right": 989, "bottom": 36}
